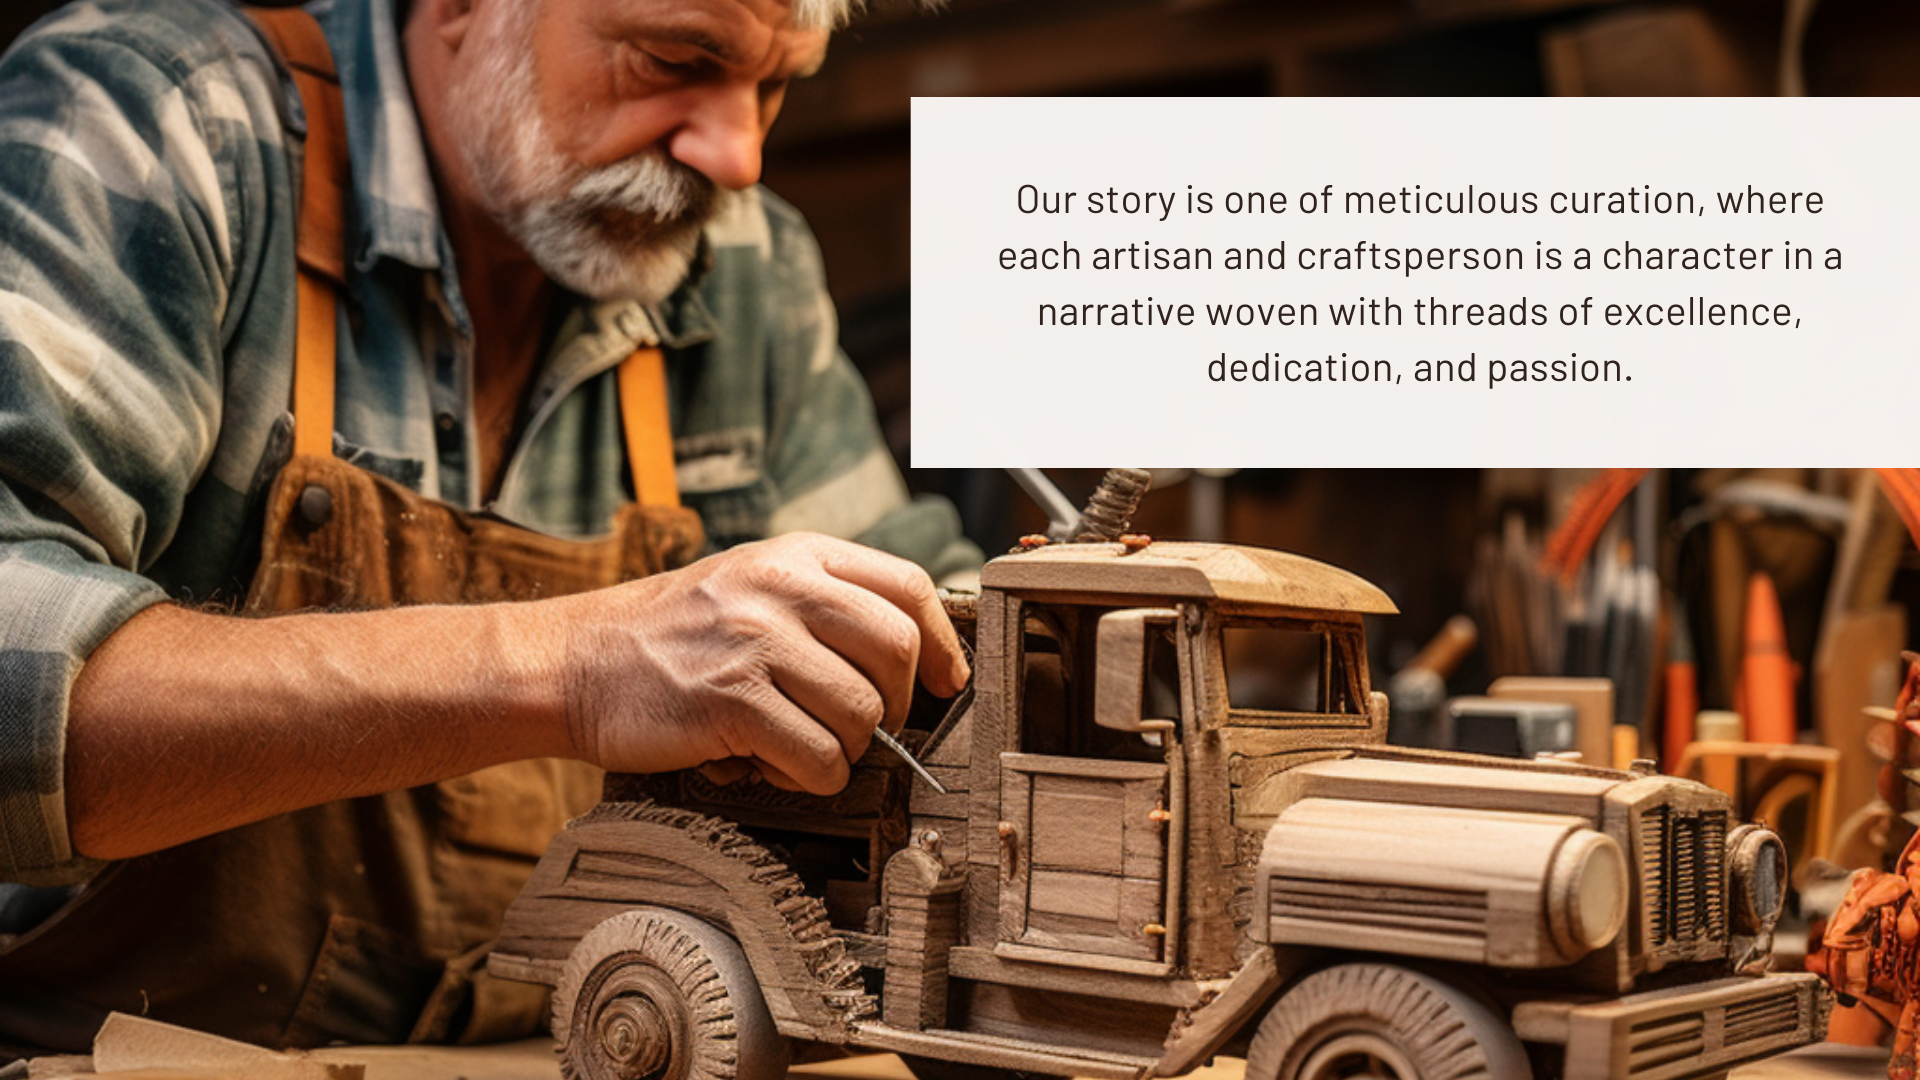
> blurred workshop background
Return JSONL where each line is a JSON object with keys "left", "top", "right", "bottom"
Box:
{"left": 2, "top": 0, "right": 1912, "bottom": 779}
{"left": 4, "top": 0, "right": 1919, "bottom": 1052}
{"left": 749, "top": 0, "right": 1919, "bottom": 1026}
{"left": 6, "top": 0, "right": 1915, "bottom": 859}
{"left": 743, "top": 0, "right": 1918, "bottom": 522}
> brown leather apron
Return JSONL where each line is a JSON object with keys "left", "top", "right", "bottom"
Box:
{"left": 0, "top": 9, "right": 703, "bottom": 1055}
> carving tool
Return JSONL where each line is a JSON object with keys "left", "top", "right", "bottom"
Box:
{"left": 873, "top": 728, "right": 948, "bottom": 794}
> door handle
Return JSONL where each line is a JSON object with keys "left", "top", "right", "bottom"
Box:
{"left": 997, "top": 820, "right": 1017, "bottom": 880}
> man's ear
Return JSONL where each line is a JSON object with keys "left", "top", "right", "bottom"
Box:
{"left": 416, "top": 0, "right": 481, "bottom": 51}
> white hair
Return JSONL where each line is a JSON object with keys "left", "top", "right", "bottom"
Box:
{"left": 794, "top": 0, "right": 864, "bottom": 31}
{"left": 494, "top": 0, "right": 872, "bottom": 33}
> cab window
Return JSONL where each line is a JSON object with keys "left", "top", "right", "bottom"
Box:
{"left": 1017, "top": 602, "right": 1177, "bottom": 762}
{"left": 1222, "top": 620, "right": 1365, "bottom": 722}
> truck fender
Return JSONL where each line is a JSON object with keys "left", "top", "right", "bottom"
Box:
{"left": 1154, "top": 947, "right": 1303, "bottom": 1076}
{"left": 491, "top": 798, "right": 873, "bottom": 1042}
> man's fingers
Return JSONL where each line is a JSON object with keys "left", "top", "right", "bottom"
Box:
{"left": 698, "top": 756, "right": 808, "bottom": 793}
{"left": 800, "top": 577, "right": 925, "bottom": 732}
{"left": 570, "top": 535, "right": 972, "bottom": 795}
{"left": 698, "top": 758, "right": 757, "bottom": 786}
{"left": 815, "top": 543, "right": 970, "bottom": 698}
{"left": 734, "top": 691, "right": 852, "bottom": 796}
{"left": 770, "top": 636, "right": 886, "bottom": 760}
{"left": 751, "top": 758, "right": 806, "bottom": 792}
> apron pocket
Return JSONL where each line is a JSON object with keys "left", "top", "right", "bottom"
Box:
{"left": 285, "top": 914, "right": 445, "bottom": 1047}
{"left": 409, "top": 941, "right": 553, "bottom": 1045}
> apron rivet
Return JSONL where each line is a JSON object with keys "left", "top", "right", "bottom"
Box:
{"left": 297, "top": 484, "right": 334, "bottom": 530}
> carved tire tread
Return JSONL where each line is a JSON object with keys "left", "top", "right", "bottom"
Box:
{"left": 552, "top": 909, "right": 789, "bottom": 1080}
{"left": 1246, "top": 963, "right": 1530, "bottom": 1080}
{"left": 577, "top": 799, "right": 873, "bottom": 1022}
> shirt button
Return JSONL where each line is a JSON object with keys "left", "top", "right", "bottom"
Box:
{"left": 434, "top": 411, "right": 459, "bottom": 452}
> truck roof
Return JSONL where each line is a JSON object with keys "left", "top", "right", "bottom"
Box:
{"left": 981, "top": 540, "right": 1399, "bottom": 615}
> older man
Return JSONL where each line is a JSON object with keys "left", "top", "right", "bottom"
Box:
{"left": 0, "top": 0, "right": 973, "bottom": 1054}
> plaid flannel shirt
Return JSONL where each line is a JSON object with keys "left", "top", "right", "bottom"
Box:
{"left": 0, "top": 0, "right": 977, "bottom": 888}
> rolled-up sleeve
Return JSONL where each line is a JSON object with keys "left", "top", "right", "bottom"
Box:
{"left": 0, "top": 543, "right": 162, "bottom": 883}
{"left": 0, "top": 3, "right": 271, "bottom": 883}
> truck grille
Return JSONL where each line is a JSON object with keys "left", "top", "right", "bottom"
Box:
{"left": 1547, "top": 973, "right": 1826, "bottom": 1080}
{"left": 1619, "top": 982, "right": 1810, "bottom": 1080}
{"left": 1269, "top": 877, "right": 1489, "bottom": 943}
{"left": 1625, "top": 1013, "right": 1702, "bottom": 1075}
{"left": 1724, "top": 994, "right": 1800, "bottom": 1046}
{"left": 1638, "top": 805, "right": 1728, "bottom": 960}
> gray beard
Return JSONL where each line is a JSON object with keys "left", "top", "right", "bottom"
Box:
{"left": 446, "top": 9, "right": 725, "bottom": 302}
{"left": 507, "top": 154, "right": 722, "bottom": 303}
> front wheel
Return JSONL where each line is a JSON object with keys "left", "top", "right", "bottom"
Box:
{"left": 552, "top": 908, "right": 790, "bottom": 1080}
{"left": 1246, "top": 963, "right": 1531, "bottom": 1080}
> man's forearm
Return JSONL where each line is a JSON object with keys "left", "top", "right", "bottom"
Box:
{"left": 66, "top": 601, "right": 571, "bottom": 860}
{"left": 61, "top": 534, "right": 970, "bottom": 865}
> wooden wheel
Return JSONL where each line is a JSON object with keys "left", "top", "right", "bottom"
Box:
{"left": 1246, "top": 963, "right": 1531, "bottom": 1080}
{"left": 552, "top": 909, "right": 789, "bottom": 1080}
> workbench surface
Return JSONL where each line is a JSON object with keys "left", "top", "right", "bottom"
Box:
{"left": 19, "top": 1040, "right": 1890, "bottom": 1080}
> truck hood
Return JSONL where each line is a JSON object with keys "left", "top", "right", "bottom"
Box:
{"left": 1254, "top": 750, "right": 1655, "bottom": 824}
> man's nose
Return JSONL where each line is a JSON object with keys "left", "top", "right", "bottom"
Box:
{"left": 669, "top": 84, "right": 767, "bottom": 192}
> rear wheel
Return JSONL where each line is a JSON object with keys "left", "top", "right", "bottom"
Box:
{"left": 552, "top": 908, "right": 790, "bottom": 1080}
{"left": 1246, "top": 963, "right": 1531, "bottom": 1080}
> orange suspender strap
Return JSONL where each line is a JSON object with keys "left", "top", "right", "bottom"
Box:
{"left": 617, "top": 346, "right": 681, "bottom": 509}
{"left": 247, "top": 8, "right": 679, "bottom": 507}
{"left": 246, "top": 6, "right": 347, "bottom": 461}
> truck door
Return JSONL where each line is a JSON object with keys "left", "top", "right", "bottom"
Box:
{"left": 997, "top": 606, "right": 1181, "bottom": 972}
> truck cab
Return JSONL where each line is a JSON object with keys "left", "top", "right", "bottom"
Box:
{"left": 491, "top": 538, "right": 1826, "bottom": 1080}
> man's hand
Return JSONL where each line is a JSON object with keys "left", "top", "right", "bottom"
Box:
{"left": 67, "top": 533, "right": 968, "bottom": 861}
{"left": 543, "top": 533, "right": 969, "bottom": 794}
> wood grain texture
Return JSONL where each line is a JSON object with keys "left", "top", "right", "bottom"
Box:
{"left": 492, "top": 801, "right": 872, "bottom": 1043}
{"left": 948, "top": 980, "right": 1176, "bottom": 1061}
{"left": 548, "top": 909, "right": 788, "bottom": 1080}
{"left": 1183, "top": 605, "right": 1249, "bottom": 980}
{"left": 943, "top": 946, "right": 1201, "bottom": 1007}
{"left": 980, "top": 542, "right": 1397, "bottom": 615}
{"left": 90, "top": 1016, "right": 361, "bottom": 1080}
{"left": 999, "top": 755, "right": 1169, "bottom": 964}
{"left": 1259, "top": 798, "right": 1594, "bottom": 968}
{"left": 1246, "top": 963, "right": 1528, "bottom": 1080}
{"left": 963, "top": 591, "right": 1016, "bottom": 957}
{"left": 1156, "top": 949, "right": 1282, "bottom": 1078}
{"left": 1517, "top": 972, "right": 1827, "bottom": 1080}
{"left": 12, "top": 1041, "right": 1856, "bottom": 1080}
{"left": 880, "top": 847, "right": 963, "bottom": 1031}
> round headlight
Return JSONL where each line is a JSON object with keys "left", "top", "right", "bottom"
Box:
{"left": 1548, "top": 830, "right": 1628, "bottom": 959}
{"left": 1727, "top": 825, "right": 1787, "bottom": 935}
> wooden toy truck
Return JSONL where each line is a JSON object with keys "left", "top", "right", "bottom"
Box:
{"left": 491, "top": 537, "right": 1827, "bottom": 1080}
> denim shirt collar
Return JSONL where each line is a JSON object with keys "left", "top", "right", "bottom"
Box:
{"left": 312, "top": 0, "right": 444, "bottom": 276}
